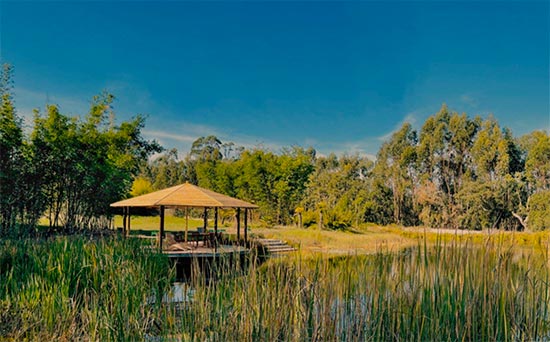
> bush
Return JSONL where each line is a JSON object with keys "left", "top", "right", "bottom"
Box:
{"left": 528, "top": 190, "right": 550, "bottom": 231}
{"left": 301, "top": 210, "right": 317, "bottom": 228}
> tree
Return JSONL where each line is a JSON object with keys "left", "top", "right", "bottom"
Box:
{"left": 147, "top": 148, "right": 187, "bottom": 189}
{"left": 303, "top": 154, "right": 372, "bottom": 229}
{"left": 463, "top": 118, "right": 527, "bottom": 230}
{"left": 416, "top": 105, "right": 480, "bottom": 228}
{"left": 375, "top": 123, "right": 417, "bottom": 225}
{"left": 527, "top": 190, "right": 550, "bottom": 231}
{"left": 31, "top": 93, "right": 161, "bottom": 231}
{"left": 0, "top": 64, "right": 24, "bottom": 234}
{"left": 131, "top": 177, "right": 154, "bottom": 197}
{"left": 523, "top": 131, "right": 550, "bottom": 191}
{"left": 230, "top": 147, "right": 315, "bottom": 225}
{"left": 190, "top": 135, "right": 223, "bottom": 161}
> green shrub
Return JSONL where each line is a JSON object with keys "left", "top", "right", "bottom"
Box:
{"left": 301, "top": 210, "right": 318, "bottom": 228}
{"left": 528, "top": 190, "right": 550, "bottom": 231}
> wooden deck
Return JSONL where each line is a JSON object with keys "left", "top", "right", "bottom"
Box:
{"left": 163, "top": 243, "right": 249, "bottom": 258}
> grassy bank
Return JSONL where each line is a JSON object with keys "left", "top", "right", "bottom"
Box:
{"left": 251, "top": 225, "right": 416, "bottom": 255}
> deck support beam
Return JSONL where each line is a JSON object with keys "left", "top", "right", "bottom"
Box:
{"left": 185, "top": 207, "right": 189, "bottom": 243}
{"left": 244, "top": 209, "right": 248, "bottom": 244}
{"left": 236, "top": 208, "right": 241, "bottom": 242}
{"left": 127, "top": 206, "right": 131, "bottom": 237}
{"left": 214, "top": 207, "right": 218, "bottom": 252}
{"left": 203, "top": 208, "right": 208, "bottom": 231}
{"left": 122, "top": 207, "right": 127, "bottom": 237}
{"left": 159, "top": 205, "right": 165, "bottom": 251}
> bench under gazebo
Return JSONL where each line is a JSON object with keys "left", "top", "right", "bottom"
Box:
{"left": 110, "top": 182, "right": 258, "bottom": 252}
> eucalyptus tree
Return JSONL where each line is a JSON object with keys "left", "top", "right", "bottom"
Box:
{"left": 375, "top": 122, "right": 417, "bottom": 225}
{"left": 416, "top": 105, "right": 480, "bottom": 228}
{"left": 303, "top": 153, "right": 372, "bottom": 229}
{"left": 231, "top": 147, "right": 315, "bottom": 225}
{"left": 524, "top": 131, "right": 550, "bottom": 191}
{"left": 146, "top": 148, "right": 187, "bottom": 189}
{"left": 521, "top": 131, "right": 550, "bottom": 230}
{"left": 461, "top": 117, "right": 527, "bottom": 230}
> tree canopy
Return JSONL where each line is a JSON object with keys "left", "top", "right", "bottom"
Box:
{"left": 1, "top": 64, "right": 549, "bottom": 232}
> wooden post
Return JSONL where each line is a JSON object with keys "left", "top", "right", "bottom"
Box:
{"left": 203, "top": 207, "right": 208, "bottom": 231}
{"left": 236, "top": 208, "right": 241, "bottom": 242}
{"left": 185, "top": 207, "right": 189, "bottom": 243}
{"left": 127, "top": 206, "right": 131, "bottom": 237}
{"left": 244, "top": 209, "right": 248, "bottom": 244}
{"left": 214, "top": 207, "right": 218, "bottom": 231}
{"left": 214, "top": 207, "right": 218, "bottom": 252}
{"left": 122, "top": 207, "right": 127, "bottom": 237}
{"left": 159, "top": 205, "right": 165, "bottom": 251}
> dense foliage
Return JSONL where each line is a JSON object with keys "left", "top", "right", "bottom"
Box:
{"left": 1, "top": 63, "right": 549, "bottom": 231}
{"left": 137, "top": 105, "right": 549, "bottom": 230}
{"left": 0, "top": 65, "right": 160, "bottom": 235}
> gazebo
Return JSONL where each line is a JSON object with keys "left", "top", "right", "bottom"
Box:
{"left": 110, "top": 182, "right": 258, "bottom": 251}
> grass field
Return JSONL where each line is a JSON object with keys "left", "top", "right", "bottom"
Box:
{"left": 251, "top": 225, "right": 417, "bottom": 255}
{"left": 111, "top": 214, "right": 550, "bottom": 256}
{"left": 112, "top": 214, "right": 205, "bottom": 232}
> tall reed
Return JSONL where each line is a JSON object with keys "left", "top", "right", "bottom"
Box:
{"left": 1, "top": 236, "right": 548, "bottom": 341}
{"left": 0, "top": 237, "right": 172, "bottom": 340}
{"left": 179, "top": 238, "right": 550, "bottom": 341}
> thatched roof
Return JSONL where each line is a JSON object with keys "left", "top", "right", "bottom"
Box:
{"left": 110, "top": 182, "right": 258, "bottom": 209}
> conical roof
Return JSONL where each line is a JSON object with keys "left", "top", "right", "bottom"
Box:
{"left": 110, "top": 182, "right": 258, "bottom": 209}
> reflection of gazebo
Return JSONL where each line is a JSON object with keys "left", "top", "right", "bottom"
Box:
{"left": 110, "top": 182, "right": 258, "bottom": 250}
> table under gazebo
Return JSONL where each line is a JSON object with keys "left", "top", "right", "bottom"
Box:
{"left": 110, "top": 182, "right": 258, "bottom": 252}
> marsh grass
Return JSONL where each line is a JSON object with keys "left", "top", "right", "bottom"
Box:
{"left": 0, "top": 237, "right": 173, "bottom": 340}
{"left": 1, "top": 234, "right": 549, "bottom": 341}
{"left": 180, "top": 237, "right": 550, "bottom": 341}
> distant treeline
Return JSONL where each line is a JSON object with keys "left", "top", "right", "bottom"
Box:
{"left": 136, "top": 113, "right": 549, "bottom": 231}
{"left": 1, "top": 64, "right": 549, "bottom": 234}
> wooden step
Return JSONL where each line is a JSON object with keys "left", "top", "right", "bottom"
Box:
{"left": 255, "top": 239, "right": 284, "bottom": 245}
{"left": 267, "top": 247, "right": 296, "bottom": 253}
{"left": 255, "top": 238, "right": 296, "bottom": 255}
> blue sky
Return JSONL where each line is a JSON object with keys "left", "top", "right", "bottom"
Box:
{"left": 1, "top": 1, "right": 548, "bottom": 158}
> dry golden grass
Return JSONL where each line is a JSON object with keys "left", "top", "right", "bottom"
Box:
{"left": 244, "top": 225, "right": 417, "bottom": 255}
{"left": 241, "top": 224, "right": 550, "bottom": 256}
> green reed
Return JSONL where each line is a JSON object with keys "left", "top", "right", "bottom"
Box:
{"left": 1, "top": 236, "right": 549, "bottom": 341}
{"left": 0, "top": 237, "right": 173, "bottom": 341}
{"left": 180, "top": 239, "right": 549, "bottom": 341}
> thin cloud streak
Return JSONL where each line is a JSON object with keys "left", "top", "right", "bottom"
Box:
{"left": 377, "top": 111, "right": 418, "bottom": 142}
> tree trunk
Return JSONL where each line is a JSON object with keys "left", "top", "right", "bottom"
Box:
{"left": 511, "top": 212, "right": 528, "bottom": 230}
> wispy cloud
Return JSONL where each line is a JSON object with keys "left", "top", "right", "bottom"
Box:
{"left": 142, "top": 119, "right": 288, "bottom": 157}
{"left": 377, "top": 111, "right": 419, "bottom": 142}
{"left": 142, "top": 130, "right": 197, "bottom": 143}
{"left": 13, "top": 86, "right": 92, "bottom": 131}
{"left": 460, "top": 93, "right": 479, "bottom": 108}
